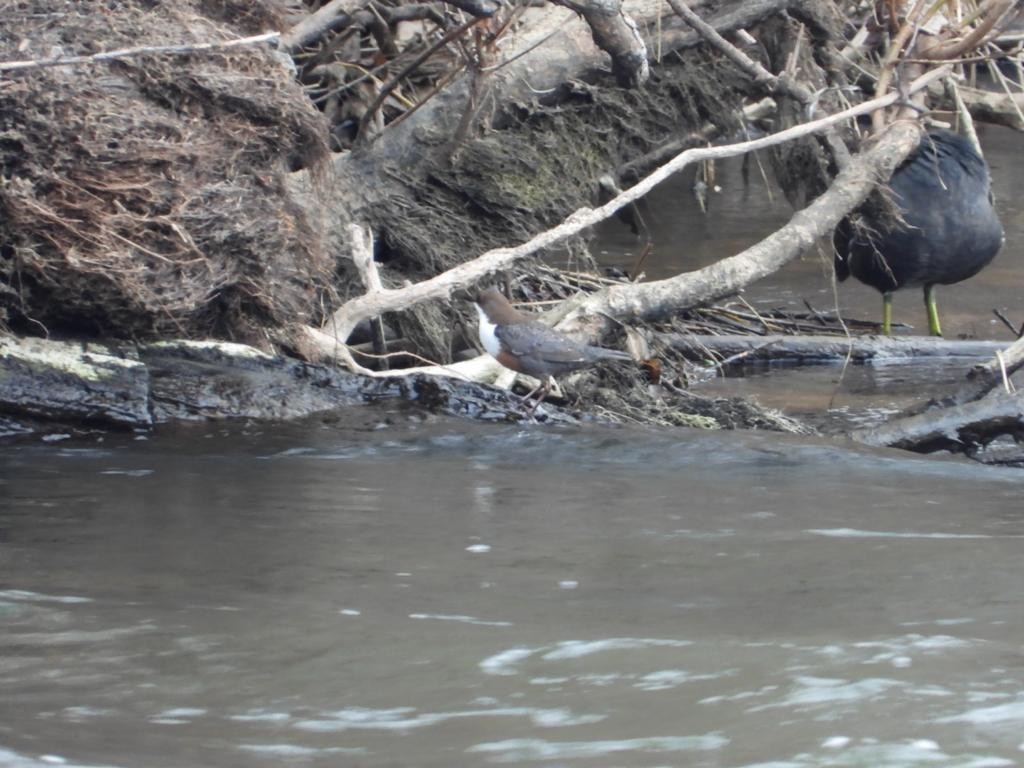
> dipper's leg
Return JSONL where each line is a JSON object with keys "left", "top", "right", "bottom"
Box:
{"left": 521, "top": 377, "right": 555, "bottom": 417}
{"left": 924, "top": 284, "right": 943, "bottom": 337}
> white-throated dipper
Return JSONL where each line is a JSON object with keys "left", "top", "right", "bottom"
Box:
{"left": 474, "top": 287, "right": 631, "bottom": 407}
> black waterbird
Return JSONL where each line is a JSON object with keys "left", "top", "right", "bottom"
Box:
{"left": 834, "top": 129, "right": 1004, "bottom": 336}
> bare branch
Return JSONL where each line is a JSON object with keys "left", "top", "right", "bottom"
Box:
{"left": 666, "top": 0, "right": 782, "bottom": 94}
{"left": 0, "top": 32, "right": 280, "bottom": 73}
{"left": 666, "top": 0, "right": 850, "bottom": 165}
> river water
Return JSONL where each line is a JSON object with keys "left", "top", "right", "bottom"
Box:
{"left": 2, "top": 419, "right": 1024, "bottom": 768}
{"left": 2, "top": 128, "right": 1023, "bottom": 767}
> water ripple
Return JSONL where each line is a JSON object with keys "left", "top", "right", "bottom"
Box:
{"left": 293, "top": 706, "right": 603, "bottom": 733}
{"left": 467, "top": 733, "right": 729, "bottom": 762}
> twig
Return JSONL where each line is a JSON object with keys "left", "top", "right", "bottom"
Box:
{"left": 666, "top": 0, "right": 787, "bottom": 95}
{"left": 665, "top": 0, "right": 850, "bottom": 166}
{"left": 352, "top": 347, "right": 444, "bottom": 368}
{"left": 945, "top": 75, "right": 982, "bottom": 153}
{"left": 706, "top": 339, "right": 782, "bottom": 369}
{"left": 0, "top": 32, "right": 280, "bottom": 73}
{"left": 359, "top": 16, "right": 480, "bottom": 138}
{"left": 992, "top": 308, "right": 1023, "bottom": 338}
{"left": 873, "top": 0, "right": 929, "bottom": 132}
{"left": 384, "top": 63, "right": 465, "bottom": 133}
{"left": 736, "top": 295, "right": 778, "bottom": 334}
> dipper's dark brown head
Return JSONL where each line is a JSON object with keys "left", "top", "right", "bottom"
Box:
{"left": 475, "top": 288, "right": 526, "bottom": 326}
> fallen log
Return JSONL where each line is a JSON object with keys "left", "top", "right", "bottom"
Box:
{"left": 930, "top": 82, "right": 1024, "bottom": 133}
{"left": 0, "top": 335, "right": 576, "bottom": 435}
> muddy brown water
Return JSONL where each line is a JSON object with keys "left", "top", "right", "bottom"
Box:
{"left": 2, "top": 127, "right": 1024, "bottom": 768}
{"left": 2, "top": 419, "right": 1024, "bottom": 768}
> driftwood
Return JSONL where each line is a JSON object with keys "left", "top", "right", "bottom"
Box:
{"left": 658, "top": 334, "right": 1014, "bottom": 363}
{"left": 944, "top": 335, "right": 1024, "bottom": 405}
{"left": 665, "top": 333, "right": 1024, "bottom": 460}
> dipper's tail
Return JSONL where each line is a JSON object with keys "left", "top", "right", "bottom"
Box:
{"left": 585, "top": 346, "right": 633, "bottom": 363}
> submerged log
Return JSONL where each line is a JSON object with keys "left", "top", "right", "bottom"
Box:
{"left": 851, "top": 336, "right": 1024, "bottom": 456}
{"left": 659, "top": 333, "right": 1013, "bottom": 363}
{"left": 141, "top": 340, "right": 573, "bottom": 424}
{"left": 931, "top": 334, "right": 1024, "bottom": 408}
{"left": 853, "top": 390, "right": 1024, "bottom": 453}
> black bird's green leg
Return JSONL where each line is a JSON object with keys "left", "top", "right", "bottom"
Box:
{"left": 881, "top": 292, "right": 893, "bottom": 335}
{"left": 923, "top": 284, "right": 942, "bottom": 337}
